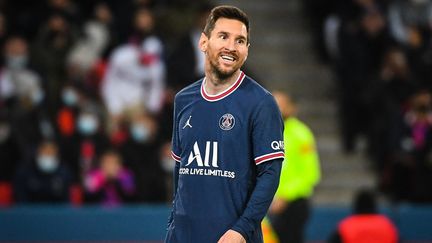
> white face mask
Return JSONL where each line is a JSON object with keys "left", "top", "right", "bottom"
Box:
{"left": 6, "top": 55, "right": 28, "bottom": 69}
{"left": 78, "top": 114, "right": 99, "bottom": 135}
{"left": 31, "top": 89, "right": 44, "bottom": 105}
{"left": 37, "top": 155, "right": 59, "bottom": 173}
{"left": 130, "top": 123, "right": 151, "bottom": 143}
{"left": 62, "top": 88, "right": 78, "bottom": 106}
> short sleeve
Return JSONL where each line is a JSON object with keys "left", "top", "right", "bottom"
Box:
{"left": 171, "top": 97, "right": 181, "bottom": 162}
{"left": 252, "top": 95, "right": 285, "bottom": 165}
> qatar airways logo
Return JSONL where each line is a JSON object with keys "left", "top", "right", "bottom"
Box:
{"left": 181, "top": 141, "right": 235, "bottom": 178}
{"left": 271, "top": 140, "right": 284, "bottom": 150}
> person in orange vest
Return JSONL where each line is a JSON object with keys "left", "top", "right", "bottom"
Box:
{"left": 327, "top": 189, "right": 399, "bottom": 243}
{"left": 262, "top": 217, "right": 279, "bottom": 243}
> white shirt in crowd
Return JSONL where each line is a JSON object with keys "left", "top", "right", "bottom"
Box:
{"left": 102, "top": 36, "right": 165, "bottom": 115}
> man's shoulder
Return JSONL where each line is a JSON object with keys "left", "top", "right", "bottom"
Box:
{"left": 174, "top": 79, "right": 202, "bottom": 102}
{"left": 241, "top": 75, "right": 273, "bottom": 101}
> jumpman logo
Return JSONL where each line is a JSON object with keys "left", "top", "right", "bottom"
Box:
{"left": 183, "top": 115, "right": 193, "bottom": 129}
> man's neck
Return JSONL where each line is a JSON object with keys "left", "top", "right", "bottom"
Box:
{"left": 204, "top": 70, "right": 241, "bottom": 95}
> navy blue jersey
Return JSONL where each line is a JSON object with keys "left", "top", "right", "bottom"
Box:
{"left": 166, "top": 71, "right": 284, "bottom": 243}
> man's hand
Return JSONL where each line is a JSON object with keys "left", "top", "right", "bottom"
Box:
{"left": 269, "top": 198, "right": 288, "bottom": 215}
{"left": 217, "top": 229, "right": 246, "bottom": 243}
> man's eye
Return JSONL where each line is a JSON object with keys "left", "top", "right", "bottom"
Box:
{"left": 219, "top": 35, "right": 227, "bottom": 39}
{"left": 237, "top": 39, "right": 245, "bottom": 45}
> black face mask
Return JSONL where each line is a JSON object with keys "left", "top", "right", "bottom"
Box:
{"left": 415, "top": 104, "right": 431, "bottom": 114}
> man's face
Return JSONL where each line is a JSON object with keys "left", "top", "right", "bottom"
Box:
{"left": 200, "top": 18, "right": 249, "bottom": 79}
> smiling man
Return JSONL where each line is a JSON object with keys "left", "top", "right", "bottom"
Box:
{"left": 165, "top": 5, "right": 284, "bottom": 243}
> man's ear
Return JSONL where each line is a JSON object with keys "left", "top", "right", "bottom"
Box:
{"left": 199, "top": 33, "right": 208, "bottom": 52}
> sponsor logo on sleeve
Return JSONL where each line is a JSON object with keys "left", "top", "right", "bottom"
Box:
{"left": 271, "top": 140, "right": 284, "bottom": 150}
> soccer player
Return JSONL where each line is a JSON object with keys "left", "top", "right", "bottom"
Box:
{"left": 165, "top": 5, "right": 284, "bottom": 243}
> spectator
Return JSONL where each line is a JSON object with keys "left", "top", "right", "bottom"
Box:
{"left": 60, "top": 104, "right": 109, "bottom": 184}
{"left": 46, "top": 0, "right": 82, "bottom": 27}
{"left": 1, "top": 37, "right": 54, "bottom": 161}
{"left": 335, "top": 4, "right": 389, "bottom": 153}
{"left": 327, "top": 189, "right": 398, "bottom": 243}
{"left": 55, "top": 83, "right": 81, "bottom": 138}
{"left": 167, "top": 2, "right": 212, "bottom": 91}
{"left": 13, "top": 140, "right": 73, "bottom": 203}
{"left": 67, "top": 2, "right": 114, "bottom": 87}
{"left": 119, "top": 111, "right": 167, "bottom": 202}
{"left": 31, "top": 11, "right": 78, "bottom": 117}
{"left": 0, "top": 36, "right": 44, "bottom": 110}
{"left": 0, "top": 111, "right": 21, "bottom": 183}
{"left": 387, "top": 0, "right": 432, "bottom": 88}
{"left": 101, "top": 6, "right": 165, "bottom": 135}
{"left": 269, "top": 91, "right": 321, "bottom": 243}
{"left": 366, "top": 46, "right": 417, "bottom": 171}
{"left": 84, "top": 149, "right": 135, "bottom": 206}
{"left": 383, "top": 89, "right": 432, "bottom": 202}
{"left": 387, "top": 0, "right": 432, "bottom": 48}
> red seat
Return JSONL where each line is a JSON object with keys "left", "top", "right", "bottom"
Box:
{"left": 70, "top": 184, "right": 83, "bottom": 206}
{"left": 0, "top": 182, "right": 13, "bottom": 207}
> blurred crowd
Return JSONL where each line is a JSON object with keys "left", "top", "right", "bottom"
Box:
{"left": 0, "top": 0, "right": 214, "bottom": 206}
{"left": 305, "top": 0, "right": 432, "bottom": 203}
{"left": 2, "top": 0, "right": 431, "bottom": 207}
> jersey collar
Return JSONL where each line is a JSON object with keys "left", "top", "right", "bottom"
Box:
{"left": 201, "top": 71, "right": 245, "bottom": 102}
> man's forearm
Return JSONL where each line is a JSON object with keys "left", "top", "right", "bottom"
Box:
{"left": 231, "top": 159, "right": 282, "bottom": 240}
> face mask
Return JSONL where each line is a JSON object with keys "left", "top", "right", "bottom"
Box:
{"left": 62, "top": 88, "right": 78, "bottom": 106}
{"left": 37, "top": 155, "right": 59, "bottom": 173}
{"left": 78, "top": 115, "right": 99, "bottom": 135}
{"left": 31, "top": 89, "right": 44, "bottom": 105}
{"left": 6, "top": 55, "right": 28, "bottom": 69}
{"left": 130, "top": 123, "right": 150, "bottom": 142}
{"left": 161, "top": 156, "right": 175, "bottom": 173}
{"left": 0, "top": 123, "right": 11, "bottom": 143}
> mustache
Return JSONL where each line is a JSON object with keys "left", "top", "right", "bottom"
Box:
{"left": 220, "top": 51, "right": 238, "bottom": 59}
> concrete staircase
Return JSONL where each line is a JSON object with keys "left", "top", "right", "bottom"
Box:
{"left": 217, "top": 0, "right": 376, "bottom": 206}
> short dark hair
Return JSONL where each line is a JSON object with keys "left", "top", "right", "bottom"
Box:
{"left": 353, "top": 189, "right": 377, "bottom": 214}
{"left": 203, "top": 5, "right": 250, "bottom": 43}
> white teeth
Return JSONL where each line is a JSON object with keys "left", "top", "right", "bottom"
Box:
{"left": 221, "top": 55, "right": 235, "bottom": 61}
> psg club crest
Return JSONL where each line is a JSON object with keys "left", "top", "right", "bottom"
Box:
{"left": 219, "top": 113, "right": 235, "bottom": 130}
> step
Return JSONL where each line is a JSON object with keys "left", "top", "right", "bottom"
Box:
{"left": 315, "top": 135, "right": 343, "bottom": 153}
{"left": 316, "top": 176, "right": 375, "bottom": 189}
{"left": 312, "top": 188, "right": 358, "bottom": 206}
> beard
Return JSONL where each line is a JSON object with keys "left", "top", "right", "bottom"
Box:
{"left": 208, "top": 54, "right": 243, "bottom": 81}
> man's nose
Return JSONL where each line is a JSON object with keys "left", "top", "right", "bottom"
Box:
{"left": 224, "top": 38, "right": 236, "bottom": 51}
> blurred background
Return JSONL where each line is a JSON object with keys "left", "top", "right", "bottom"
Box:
{"left": 0, "top": 0, "right": 432, "bottom": 242}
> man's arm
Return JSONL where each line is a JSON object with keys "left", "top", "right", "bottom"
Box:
{"left": 167, "top": 161, "right": 180, "bottom": 228}
{"left": 220, "top": 94, "right": 284, "bottom": 242}
{"left": 230, "top": 159, "right": 282, "bottom": 241}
